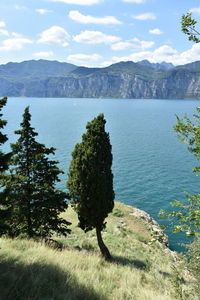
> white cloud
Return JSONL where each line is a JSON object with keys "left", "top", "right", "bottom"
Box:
{"left": 108, "top": 44, "right": 200, "bottom": 66}
{"left": 190, "top": 7, "right": 200, "bottom": 14}
{"left": 133, "top": 13, "right": 156, "bottom": 20}
{"left": 100, "top": 60, "right": 114, "bottom": 67}
{"left": 149, "top": 28, "right": 163, "bottom": 35}
{"left": 140, "top": 40, "right": 155, "bottom": 49}
{"left": 0, "top": 21, "right": 6, "bottom": 27}
{"left": 153, "top": 45, "right": 177, "bottom": 57}
{"left": 36, "top": 9, "right": 52, "bottom": 15}
{"left": 67, "top": 53, "right": 102, "bottom": 65}
{"left": 73, "top": 30, "right": 121, "bottom": 44}
{"left": 111, "top": 38, "right": 154, "bottom": 51}
{"left": 131, "top": 38, "right": 154, "bottom": 50}
{"left": 0, "top": 29, "right": 9, "bottom": 37}
{"left": 15, "top": 5, "right": 27, "bottom": 10}
{"left": 123, "top": 0, "right": 145, "bottom": 3}
{"left": 34, "top": 51, "right": 54, "bottom": 58}
{"left": 117, "top": 45, "right": 177, "bottom": 63}
{"left": 111, "top": 42, "right": 134, "bottom": 50}
{"left": 11, "top": 32, "right": 23, "bottom": 38}
{"left": 49, "top": 0, "right": 101, "bottom": 5}
{"left": 176, "top": 43, "right": 200, "bottom": 65}
{"left": 69, "top": 10, "right": 122, "bottom": 24}
{"left": 38, "top": 26, "right": 70, "bottom": 47}
{"left": 0, "top": 37, "right": 33, "bottom": 51}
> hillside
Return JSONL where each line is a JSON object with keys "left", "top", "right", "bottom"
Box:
{"left": 0, "top": 202, "right": 198, "bottom": 300}
{"left": 0, "top": 59, "right": 77, "bottom": 80}
{"left": 1, "top": 59, "right": 200, "bottom": 99}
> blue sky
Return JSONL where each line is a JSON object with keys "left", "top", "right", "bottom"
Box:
{"left": 1, "top": 0, "right": 200, "bottom": 67}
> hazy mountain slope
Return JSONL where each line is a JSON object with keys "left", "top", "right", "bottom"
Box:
{"left": 1, "top": 59, "right": 200, "bottom": 99}
{"left": 175, "top": 61, "right": 200, "bottom": 71}
{"left": 137, "top": 60, "right": 174, "bottom": 70}
{"left": 0, "top": 59, "right": 77, "bottom": 79}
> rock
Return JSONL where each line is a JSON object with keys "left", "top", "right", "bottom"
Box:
{"left": 118, "top": 220, "right": 127, "bottom": 227}
{"left": 1, "top": 60, "right": 200, "bottom": 99}
{"left": 129, "top": 207, "right": 168, "bottom": 246}
{"left": 129, "top": 206, "right": 178, "bottom": 261}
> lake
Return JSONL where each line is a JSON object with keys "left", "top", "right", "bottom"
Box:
{"left": 3, "top": 97, "right": 200, "bottom": 251}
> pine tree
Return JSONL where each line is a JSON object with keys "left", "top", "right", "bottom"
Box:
{"left": 4, "top": 106, "right": 71, "bottom": 238}
{"left": 67, "top": 114, "right": 114, "bottom": 260}
{"left": 0, "top": 97, "right": 11, "bottom": 235}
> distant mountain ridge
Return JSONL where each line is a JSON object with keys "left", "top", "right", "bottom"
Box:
{"left": 137, "top": 60, "right": 174, "bottom": 70}
{"left": 0, "top": 59, "right": 200, "bottom": 99}
{"left": 0, "top": 59, "right": 77, "bottom": 79}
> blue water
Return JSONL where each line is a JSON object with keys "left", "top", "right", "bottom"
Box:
{"left": 3, "top": 97, "right": 200, "bottom": 251}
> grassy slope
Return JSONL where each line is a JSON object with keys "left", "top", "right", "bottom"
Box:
{"left": 0, "top": 202, "right": 197, "bottom": 300}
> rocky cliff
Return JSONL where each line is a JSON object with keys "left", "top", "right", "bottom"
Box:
{"left": 1, "top": 59, "right": 200, "bottom": 99}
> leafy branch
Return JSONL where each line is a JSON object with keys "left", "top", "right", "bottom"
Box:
{"left": 182, "top": 12, "right": 200, "bottom": 43}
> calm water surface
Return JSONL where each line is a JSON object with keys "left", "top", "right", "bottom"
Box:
{"left": 3, "top": 97, "right": 200, "bottom": 251}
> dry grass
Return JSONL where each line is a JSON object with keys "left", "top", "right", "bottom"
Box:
{"left": 0, "top": 202, "right": 198, "bottom": 300}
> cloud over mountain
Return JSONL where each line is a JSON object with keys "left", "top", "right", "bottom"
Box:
{"left": 67, "top": 53, "right": 102, "bottom": 64}
{"left": 38, "top": 26, "right": 70, "bottom": 47}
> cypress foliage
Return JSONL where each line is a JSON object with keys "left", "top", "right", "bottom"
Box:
{"left": 0, "top": 97, "right": 10, "bottom": 172}
{"left": 0, "top": 97, "right": 11, "bottom": 235}
{"left": 4, "top": 106, "right": 71, "bottom": 238}
{"left": 67, "top": 114, "right": 114, "bottom": 260}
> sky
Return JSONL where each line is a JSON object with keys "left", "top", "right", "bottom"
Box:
{"left": 1, "top": 0, "right": 200, "bottom": 67}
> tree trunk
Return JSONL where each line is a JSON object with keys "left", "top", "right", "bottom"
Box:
{"left": 26, "top": 180, "right": 32, "bottom": 238}
{"left": 96, "top": 227, "right": 112, "bottom": 261}
{"left": 27, "top": 198, "right": 32, "bottom": 238}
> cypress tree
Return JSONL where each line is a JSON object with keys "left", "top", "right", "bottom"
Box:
{"left": 67, "top": 114, "right": 114, "bottom": 260}
{"left": 4, "top": 106, "right": 71, "bottom": 238}
{"left": 0, "top": 97, "right": 11, "bottom": 235}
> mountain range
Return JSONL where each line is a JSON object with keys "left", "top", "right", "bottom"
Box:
{"left": 1, "top": 59, "right": 200, "bottom": 99}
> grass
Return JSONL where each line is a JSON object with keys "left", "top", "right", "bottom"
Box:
{"left": 0, "top": 202, "right": 198, "bottom": 300}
